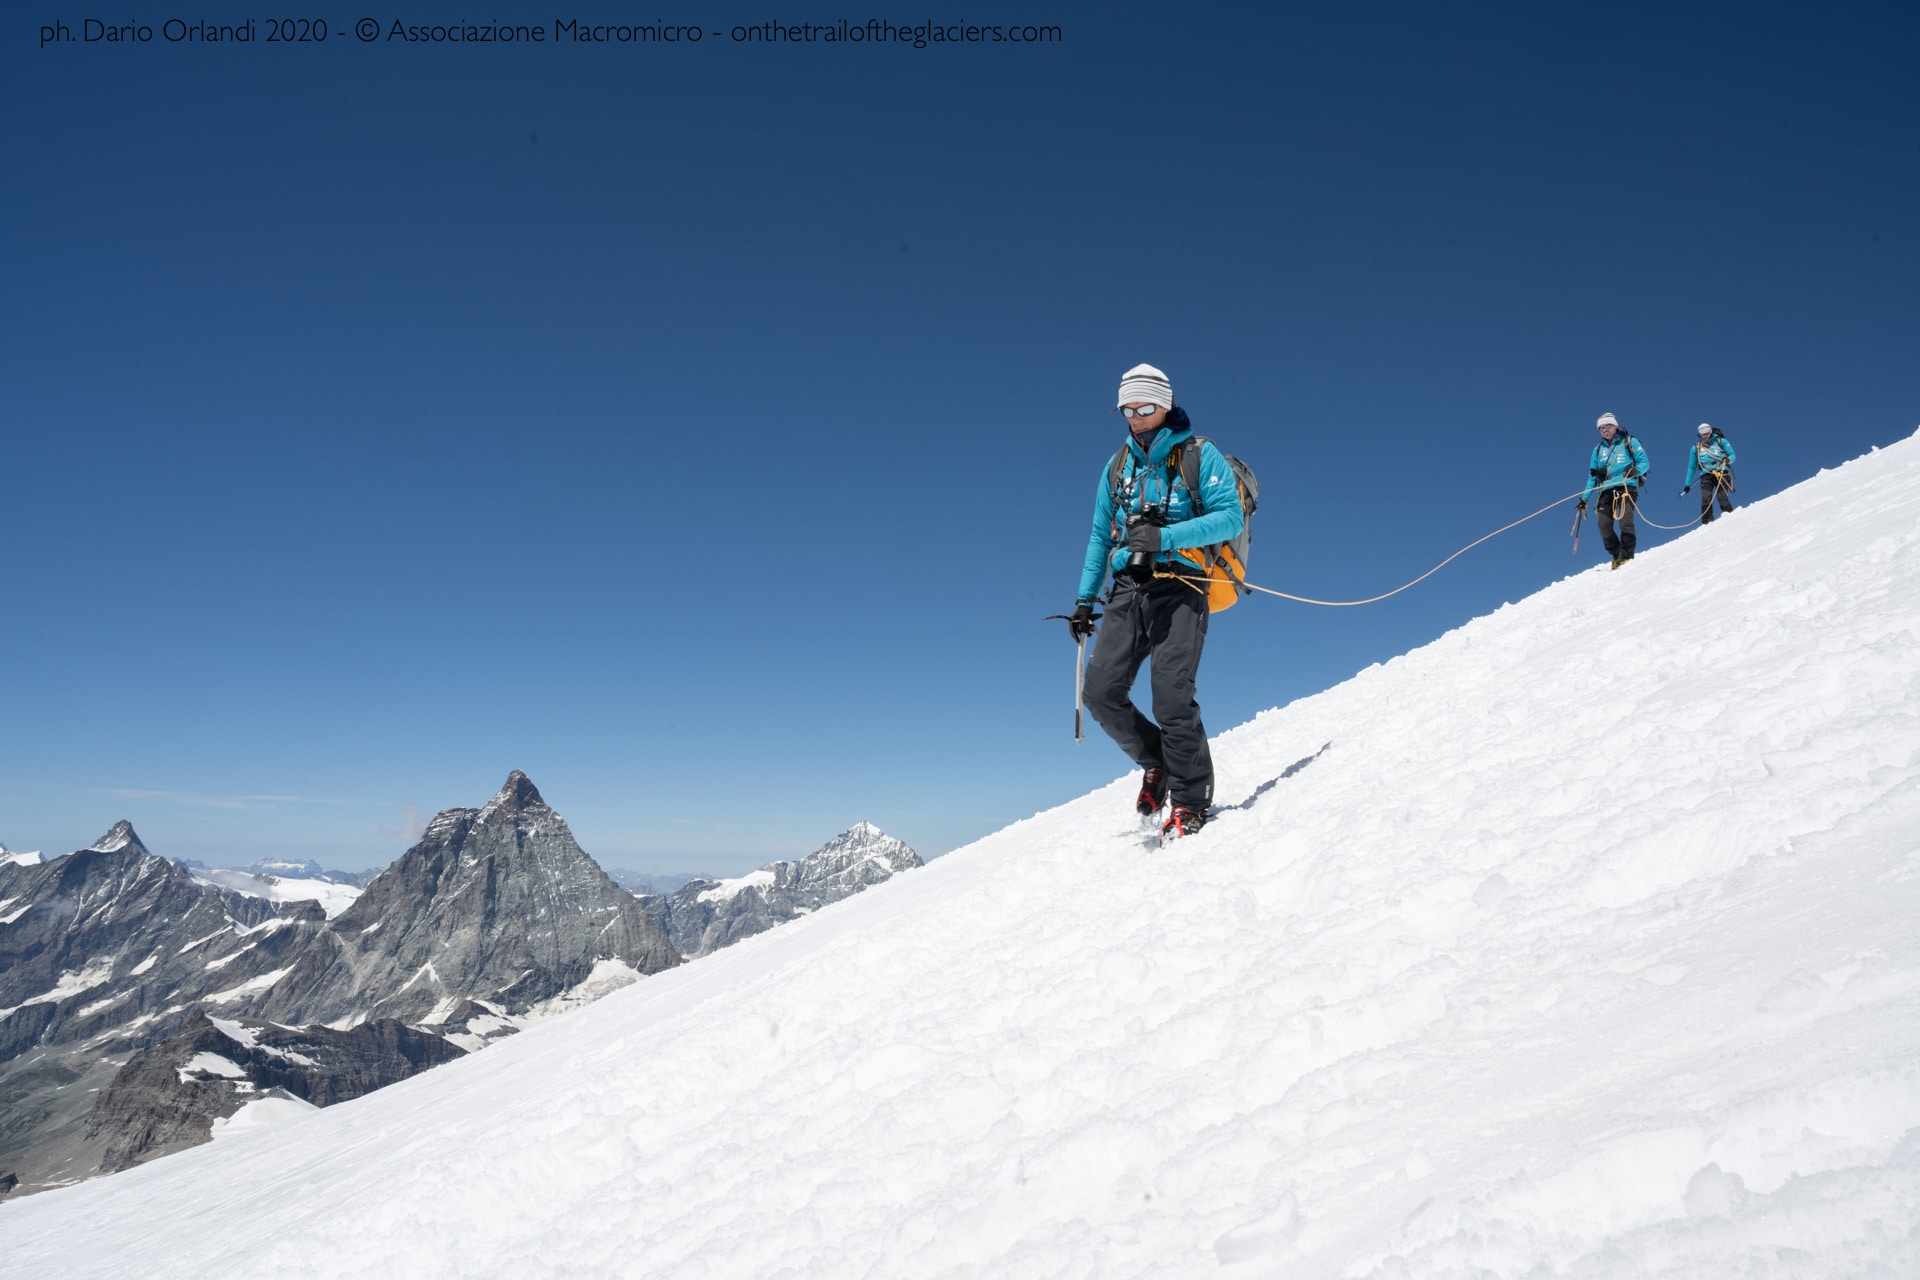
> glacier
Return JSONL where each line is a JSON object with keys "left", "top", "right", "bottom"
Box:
{"left": 1, "top": 432, "right": 1916, "bottom": 1277}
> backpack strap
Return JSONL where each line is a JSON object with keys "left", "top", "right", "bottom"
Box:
{"left": 1176, "top": 437, "right": 1220, "bottom": 574}
{"left": 1106, "top": 446, "right": 1130, "bottom": 541}
{"left": 1179, "top": 437, "right": 1207, "bottom": 515}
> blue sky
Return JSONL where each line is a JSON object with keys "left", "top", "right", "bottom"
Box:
{"left": 4, "top": 1, "right": 1915, "bottom": 876}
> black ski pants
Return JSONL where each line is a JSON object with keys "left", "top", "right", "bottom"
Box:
{"left": 1698, "top": 472, "right": 1735, "bottom": 524}
{"left": 1595, "top": 486, "right": 1637, "bottom": 557}
{"left": 1084, "top": 574, "right": 1214, "bottom": 811}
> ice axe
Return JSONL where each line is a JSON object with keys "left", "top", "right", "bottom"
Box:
{"left": 1042, "top": 611, "right": 1102, "bottom": 741}
{"left": 1074, "top": 633, "right": 1087, "bottom": 741}
{"left": 1570, "top": 501, "right": 1586, "bottom": 554}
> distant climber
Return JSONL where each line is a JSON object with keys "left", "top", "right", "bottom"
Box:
{"left": 1065, "top": 363, "right": 1245, "bottom": 840}
{"left": 1681, "top": 423, "right": 1737, "bottom": 524}
{"left": 1576, "top": 412, "right": 1652, "bottom": 569}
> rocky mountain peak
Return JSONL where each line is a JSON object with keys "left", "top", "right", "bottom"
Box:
{"left": 251, "top": 773, "right": 677, "bottom": 1027}
{"left": 483, "top": 770, "right": 547, "bottom": 817}
{"left": 86, "top": 821, "right": 151, "bottom": 858}
{"left": 814, "top": 822, "right": 916, "bottom": 866}
{"left": 644, "top": 824, "right": 923, "bottom": 959}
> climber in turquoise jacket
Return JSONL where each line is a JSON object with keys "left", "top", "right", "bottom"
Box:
{"left": 1681, "top": 423, "right": 1737, "bottom": 524}
{"left": 1577, "top": 412, "right": 1652, "bottom": 568}
{"left": 1581, "top": 421, "right": 1653, "bottom": 503}
{"left": 1064, "top": 365, "right": 1245, "bottom": 841}
{"left": 1076, "top": 407, "right": 1244, "bottom": 603}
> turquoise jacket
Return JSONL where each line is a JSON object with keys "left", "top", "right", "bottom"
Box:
{"left": 1684, "top": 434, "right": 1737, "bottom": 487}
{"left": 1582, "top": 432, "right": 1653, "bottom": 501}
{"left": 1078, "top": 409, "right": 1245, "bottom": 602}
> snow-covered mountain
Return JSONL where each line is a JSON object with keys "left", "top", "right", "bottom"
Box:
{"left": 641, "top": 821, "right": 922, "bottom": 957}
{"left": 186, "top": 866, "right": 363, "bottom": 920}
{"left": 241, "top": 858, "right": 383, "bottom": 889}
{"left": 4, "top": 432, "right": 1917, "bottom": 1276}
{"left": 603, "top": 867, "right": 702, "bottom": 896}
{"left": 0, "top": 826, "right": 338, "bottom": 1191}
{"left": 0, "top": 845, "right": 42, "bottom": 869}
{"left": 240, "top": 770, "right": 678, "bottom": 1034}
{"left": 0, "top": 773, "right": 679, "bottom": 1197}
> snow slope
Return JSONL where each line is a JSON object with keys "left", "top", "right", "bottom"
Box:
{"left": 4, "top": 434, "right": 1918, "bottom": 1277}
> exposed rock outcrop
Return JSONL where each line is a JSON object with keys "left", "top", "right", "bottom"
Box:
{"left": 0, "top": 824, "right": 322, "bottom": 1066}
{"left": 85, "top": 1012, "right": 464, "bottom": 1172}
{"left": 643, "top": 822, "right": 921, "bottom": 958}
{"left": 1, "top": 772, "right": 687, "bottom": 1196}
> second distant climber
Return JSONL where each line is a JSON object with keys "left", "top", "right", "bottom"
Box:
{"left": 1681, "top": 422, "right": 1737, "bottom": 525}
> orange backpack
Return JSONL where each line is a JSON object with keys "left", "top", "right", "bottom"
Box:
{"left": 1106, "top": 436, "right": 1260, "bottom": 611}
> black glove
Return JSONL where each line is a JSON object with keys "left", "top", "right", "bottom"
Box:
{"left": 1680, "top": 486, "right": 1690, "bottom": 497}
{"left": 1127, "top": 522, "right": 1161, "bottom": 556}
{"left": 1576, "top": 498, "right": 1587, "bottom": 514}
{"left": 1068, "top": 603, "right": 1097, "bottom": 641}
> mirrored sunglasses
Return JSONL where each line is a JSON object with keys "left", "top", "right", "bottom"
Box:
{"left": 1119, "top": 404, "right": 1162, "bottom": 419}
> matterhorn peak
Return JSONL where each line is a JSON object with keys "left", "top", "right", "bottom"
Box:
{"left": 86, "top": 820, "right": 151, "bottom": 858}
{"left": 484, "top": 770, "right": 548, "bottom": 816}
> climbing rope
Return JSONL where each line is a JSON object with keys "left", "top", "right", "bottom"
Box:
{"left": 1626, "top": 488, "right": 1706, "bottom": 531}
{"left": 1628, "top": 471, "right": 1733, "bottom": 531}
{"left": 1152, "top": 487, "right": 1590, "bottom": 607}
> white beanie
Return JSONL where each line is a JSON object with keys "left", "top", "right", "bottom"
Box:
{"left": 1697, "top": 422, "right": 1714, "bottom": 436}
{"left": 1117, "top": 363, "right": 1174, "bottom": 409}
{"left": 1596, "top": 412, "right": 1619, "bottom": 429}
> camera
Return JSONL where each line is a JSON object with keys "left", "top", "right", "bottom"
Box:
{"left": 1124, "top": 504, "right": 1168, "bottom": 581}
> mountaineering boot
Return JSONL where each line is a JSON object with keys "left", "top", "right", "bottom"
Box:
{"left": 1610, "top": 554, "right": 1622, "bottom": 570}
{"left": 1136, "top": 766, "right": 1169, "bottom": 817}
{"left": 1161, "top": 806, "right": 1207, "bottom": 840}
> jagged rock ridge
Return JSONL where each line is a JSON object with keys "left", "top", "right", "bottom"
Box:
{"left": 0, "top": 825, "right": 331, "bottom": 1196}
{"left": 643, "top": 821, "right": 922, "bottom": 958}
{"left": 245, "top": 771, "right": 678, "bottom": 1030}
{"left": 0, "top": 772, "right": 683, "bottom": 1198}
{"left": 84, "top": 1012, "right": 464, "bottom": 1173}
